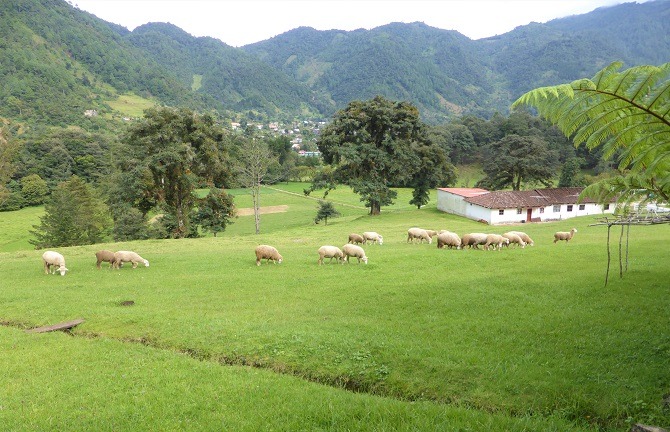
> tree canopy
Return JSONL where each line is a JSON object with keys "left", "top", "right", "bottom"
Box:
{"left": 307, "top": 96, "right": 454, "bottom": 214}
{"left": 513, "top": 61, "right": 670, "bottom": 205}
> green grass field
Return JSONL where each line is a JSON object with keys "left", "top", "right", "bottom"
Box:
{"left": 1, "top": 183, "right": 668, "bottom": 431}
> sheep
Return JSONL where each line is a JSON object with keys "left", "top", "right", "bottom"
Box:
{"left": 484, "top": 234, "right": 510, "bottom": 251}
{"left": 508, "top": 231, "right": 534, "bottom": 246}
{"left": 502, "top": 232, "right": 527, "bottom": 249}
{"left": 95, "top": 250, "right": 116, "bottom": 269}
{"left": 317, "top": 245, "right": 344, "bottom": 265}
{"left": 554, "top": 228, "right": 578, "bottom": 243}
{"left": 436, "top": 231, "right": 461, "bottom": 249}
{"left": 42, "top": 251, "right": 68, "bottom": 276}
{"left": 362, "top": 231, "right": 383, "bottom": 245}
{"left": 113, "top": 251, "right": 149, "bottom": 269}
{"left": 255, "top": 245, "right": 283, "bottom": 266}
{"left": 348, "top": 233, "right": 365, "bottom": 245}
{"left": 407, "top": 227, "right": 432, "bottom": 244}
{"left": 425, "top": 229, "right": 438, "bottom": 238}
{"left": 460, "top": 233, "right": 489, "bottom": 249}
{"left": 342, "top": 244, "right": 368, "bottom": 264}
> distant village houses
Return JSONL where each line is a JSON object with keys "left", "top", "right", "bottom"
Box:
{"left": 437, "top": 187, "right": 615, "bottom": 225}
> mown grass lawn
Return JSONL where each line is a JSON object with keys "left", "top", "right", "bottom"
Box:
{"left": 1, "top": 183, "right": 668, "bottom": 431}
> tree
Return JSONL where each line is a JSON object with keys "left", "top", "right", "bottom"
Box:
{"left": 123, "top": 107, "right": 231, "bottom": 238}
{"left": 408, "top": 142, "right": 457, "bottom": 209}
{"left": 558, "top": 157, "right": 586, "bottom": 187}
{"left": 513, "top": 61, "right": 670, "bottom": 205}
{"left": 30, "top": 176, "right": 112, "bottom": 248}
{"left": 235, "top": 137, "right": 279, "bottom": 234}
{"left": 314, "top": 200, "right": 340, "bottom": 225}
{"left": 112, "top": 206, "right": 149, "bottom": 242}
{"left": 0, "top": 125, "right": 19, "bottom": 207}
{"left": 476, "top": 134, "right": 558, "bottom": 191}
{"left": 193, "top": 187, "right": 236, "bottom": 237}
{"left": 20, "top": 174, "right": 48, "bottom": 206}
{"left": 307, "top": 96, "right": 442, "bottom": 215}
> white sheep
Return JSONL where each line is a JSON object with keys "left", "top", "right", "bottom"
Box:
{"left": 95, "top": 250, "right": 116, "bottom": 269}
{"left": 317, "top": 245, "right": 344, "bottom": 265}
{"left": 436, "top": 231, "right": 461, "bottom": 249}
{"left": 425, "top": 229, "right": 438, "bottom": 238}
{"left": 484, "top": 234, "right": 510, "bottom": 251}
{"left": 348, "top": 233, "right": 365, "bottom": 245}
{"left": 502, "top": 232, "right": 526, "bottom": 249}
{"left": 342, "top": 244, "right": 368, "bottom": 264}
{"left": 255, "top": 245, "right": 283, "bottom": 266}
{"left": 113, "top": 251, "right": 149, "bottom": 269}
{"left": 42, "top": 251, "right": 68, "bottom": 276}
{"left": 554, "top": 228, "right": 578, "bottom": 243}
{"left": 407, "top": 227, "right": 432, "bottom": 244}
{"left": 460, "top": 233, "right": 488, "bottom": 249}
{"left": 362, "top": 231, "right": 383, "bottom": 245}
{"left": 508, "top": 231, "right": 534, "bottom": 246}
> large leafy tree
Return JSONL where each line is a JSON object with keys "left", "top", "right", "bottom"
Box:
{"left": 193, "top": 187, "right": 236, "bottom": 237}
{"left": 123, "top": 107, "right": 231, "bottom": 238}
{"left": 513, "top": 61, "right": 670, "bottom": 205}
{"left": 30, "top": 175, "right": 112, "bottom": 248}
{"left": 307, "top": 96, "right": 451, "bottom": 215}
{"left": 476, "top": 134, "right": 558, "bottom": 191}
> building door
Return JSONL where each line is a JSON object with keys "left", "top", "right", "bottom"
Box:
{"left": 526, "top": 208, "right": 532, "bottom": 222}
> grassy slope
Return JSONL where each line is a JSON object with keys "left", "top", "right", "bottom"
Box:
{"left": 1, "top": 183, "right": 668, "bottom": 431}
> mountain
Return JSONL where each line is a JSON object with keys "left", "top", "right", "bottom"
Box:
{"left": 1, "top": 0, "right": 669, "bottom": 128}
{"left": 243, "top": 0, "right": 670, "bottom": 122}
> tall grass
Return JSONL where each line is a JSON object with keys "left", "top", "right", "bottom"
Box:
{"left": 1, "top": 183, "right": 668, "bottom": 431}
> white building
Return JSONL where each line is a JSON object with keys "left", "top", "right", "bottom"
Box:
{"left": 437, "top": 187, "right": 615, "bottom": 225}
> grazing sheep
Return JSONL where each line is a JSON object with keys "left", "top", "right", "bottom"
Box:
{"left": 460, "top": 233, "right": 489, "bottom": 249}
{"left": 255, "top": 245, "right": 283, "bottom": 266}
{"left": 484, "top": 234, "right": 510, "bottom": 251}
{"left": 95, "top": 250, "right": 116, "bottom": 269}
{"left": 508, "top": 231, "right": 534, "bottom": 246}
{"left": 554, "top": 228, "right": 578, "bottom": 243}
{"left": 113, "top": 251, "right": 149, "bottom": 269}
{"left": 348, "top": 233, "right": 365, "bottom": 245}
{"left": 407, "top": 227, "right": 432, "bottom": 244}
{"left": 436, "top": 231, "right": 461, "bottom": 249}
{"left": 42, "top": 251, "right": 68, "bottom": 276}
{"left": 425, "top": 229, "right": 438, "bottom": 238}
{"left": 502, "top": 232, "right": 527, "bottom": 249}
{"left": 317, "top": 245, "right": 344, "bottom": 265}
{"left": 342, "top": 244, "right": 368, "bottom": 264}
{"left": 362, "top": 231, "right": 383, "bottom": 245}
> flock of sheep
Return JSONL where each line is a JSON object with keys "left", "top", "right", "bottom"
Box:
{"left": 41, "top": 227, "right": 578, "bottom": 275}
{"left": 254, "top": 227, "right": 578, "bottom": 267}
{"left": 41, "top": 249, "right": 149, "bottom": 276}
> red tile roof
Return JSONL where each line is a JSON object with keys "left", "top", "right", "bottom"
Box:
{"left": 437, "top": 187, "right": 489, "bottom": 198}
{"left": 462, "top": 187, "right": 606, "bottom": 209}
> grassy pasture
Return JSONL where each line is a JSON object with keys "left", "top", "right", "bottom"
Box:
{"left": 1, "top": 183, "right": 669, "bottom": 431}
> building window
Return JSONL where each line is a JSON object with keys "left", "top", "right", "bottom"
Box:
{"left": 567, "top": 205, "right": 573, "bottom": 212}
{"left": 604, "top": 204, "right": 610, "bottom": 210}
{"left": 579, "top": 204, "right": 585, "bottom": 210}
{"left": 539, "top": 207, "right": 544, "bottom": 214}
{"left": 553, "top": 205, "right": 561, "bottom": 212}
{"left": 516, "top": 208, "right": 522, "bottom": 214}
{"left": 498, "top": 209, "right": 504, "bottom": 215}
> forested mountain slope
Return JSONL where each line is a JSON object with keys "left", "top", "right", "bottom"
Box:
{"left": 1, "top": 0, "right": 668, "bottom": 128}
{"left": 243, "top": 0, "right": 670, "bottom": 121}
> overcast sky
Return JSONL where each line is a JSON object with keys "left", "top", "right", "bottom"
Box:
{"left": 72, "top": 0, "right": 645, "bottom": 47}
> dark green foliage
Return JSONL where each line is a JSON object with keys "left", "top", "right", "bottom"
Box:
{"left": 193, "top": 188, "right": 236, "bottom": 237}
{"left": 111, "top": 206, "right": 149, "bottom": 242}
{"left": 20, "top": 174, "right": 48, "bottom": 206}
{"left": 476, "top": 134, "right": 558, "bottom": 191}
{"left": 407, "top": 143, "right": 457, "bottom": 209}
{"left": 122, "top": 107, "right": 232, "bottom": 238}
{"left": 558, "top": 158, "right": 586, "bottom": 188}
{"left": 308, "top": 96, "right": 435, "bottom": 215}
{"left": 313, "top": 200, "right": 340, "bottom": 225}
{"left": 30, "top": 175, "right": 112, "bottom": 248}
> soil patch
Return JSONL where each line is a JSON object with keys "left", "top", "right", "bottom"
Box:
{"left": 236, "top": 205, "right": 288, "bottom": 216}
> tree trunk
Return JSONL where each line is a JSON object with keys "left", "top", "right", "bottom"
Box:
{"left": 252, "top": 185, "right": 261, "bottom": 234}
{"left": 370, "top": 201, "right": 381, "bottom": 215}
